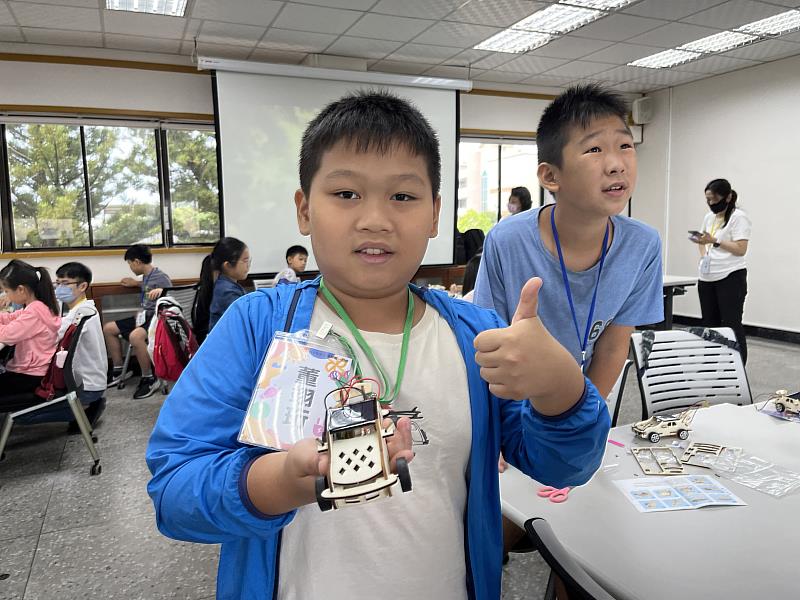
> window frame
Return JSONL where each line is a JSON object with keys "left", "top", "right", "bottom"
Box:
{"left": 0, "top": 116, "right": 221, "bottom": 253}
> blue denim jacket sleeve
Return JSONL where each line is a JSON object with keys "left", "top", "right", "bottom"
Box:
{"left": 146, "top": 293, "right": 296, "bottom": 543}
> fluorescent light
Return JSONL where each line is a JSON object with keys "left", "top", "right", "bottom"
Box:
{"left": 628, "top": 49, "right": 701, "bottom": 69}
{"left": 679, "top": 30, "right": 757, "bottom": 54}
{"left": 735, "top": 10, "right": 800, "bottom": 36}
{"left": 514, "top": 4, "right": 603, "bottom": 35}
{"left": 105, "top": 0, "right": 187, "bottom": 17}
{"left": 561, "top": 0, "right": 635, "bottom": 9}
{"left": 475, "top": 29, "right": 554, "bottom": 53}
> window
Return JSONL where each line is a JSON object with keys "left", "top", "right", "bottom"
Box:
{"left": 0, "top": 119, "right": 220, "bottom": 251}
{"left": 457, "top": 138, "right": 540, "bottom": 235}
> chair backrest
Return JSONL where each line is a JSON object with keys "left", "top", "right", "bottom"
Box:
{"left": 252, "top": 279, "right": 274, "bottom": 290}
{"left": 524, "top": 518, "right": 615, "bottom": 600}
{"left": 606, "top": 358, "right": 632, "bottom": 427}
{"left": 630, "top": 327, "right": 752, "bottom": 418}
{"left": 160, "top": 285, "right": 199, "bottom": 327}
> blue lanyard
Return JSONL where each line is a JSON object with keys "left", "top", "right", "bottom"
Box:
{"left": 550, "top": 205, "right": 609, "bottom": 370}
{"left": 141, "top": 268, "right": 157, "bottom": 306}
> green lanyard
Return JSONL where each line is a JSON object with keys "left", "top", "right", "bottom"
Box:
{"left": 319, "top": 279, "right": 414, "bottom": 406}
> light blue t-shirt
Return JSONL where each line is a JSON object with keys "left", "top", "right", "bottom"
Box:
{"left": 474, "top": 206, "right": 663, "bottom": 368}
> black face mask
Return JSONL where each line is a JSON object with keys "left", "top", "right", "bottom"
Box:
{"left": 708, "top": 199, "right": 728, "bottom": 214}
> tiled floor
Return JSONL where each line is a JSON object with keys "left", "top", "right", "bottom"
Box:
{"left": 1, "top": 336, "right": 798, "bottom": 600}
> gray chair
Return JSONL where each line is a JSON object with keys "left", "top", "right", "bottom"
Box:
{"left": 0, "top": 315, "right": 102, "bottom": 476}
{"left": 631, "top": 327, "right": 752, "bottom": 418}
{"left": 606, "top": 358, "right": 633, "bottom": 427}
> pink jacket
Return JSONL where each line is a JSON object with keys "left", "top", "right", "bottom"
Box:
{"left": 0, "top": 300, "right": 61, "bottom": 377}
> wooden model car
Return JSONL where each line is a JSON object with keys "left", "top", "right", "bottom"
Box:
{"left": 772, "top": 389, "right": 800, "bottom": 415}
{"left": 631, "top": 408, "right": 698, "bottom": 443}
{"left": 315, "top": 394, "right": 411, "bottom": 511}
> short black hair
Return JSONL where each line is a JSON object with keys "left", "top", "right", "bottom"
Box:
{"left": 537, "top": 84, "right": 629, "bottom": 167}
{"left": 299, "top": 90, "right": 441, "bottom": 196}
{"left": 510, "top": 186, "right": 532, "bottom": 211}
{"left": 56, "top": 262, "right": 93, "bottom": 285}
{"left": 124, "top": 244, "right": 152, "bottom": 264}
{"left": 286, "top": 245, "right": 308, "bottom": 260}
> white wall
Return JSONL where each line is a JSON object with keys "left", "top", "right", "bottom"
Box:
{"left": 634, "top": 55, "right": 800, "bottom": 333}
{"left": 460, "top": 92, "right": 550, "bottom": 133}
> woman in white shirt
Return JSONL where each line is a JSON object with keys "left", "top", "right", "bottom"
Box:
{"left": 690, "top": 178, "right": 751, "bottom": 363}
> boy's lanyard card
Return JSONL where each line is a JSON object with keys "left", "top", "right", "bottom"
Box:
{"left": 239, "top": 330, "right": 353, "bottom": 450}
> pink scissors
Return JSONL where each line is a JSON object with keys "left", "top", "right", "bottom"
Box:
{"left": 537, "top": 486, "right": 570, "bottom": 503}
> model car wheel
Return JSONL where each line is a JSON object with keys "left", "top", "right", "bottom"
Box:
{"left": 678, "top": 429, "right": 689, "bottom": 440}
{"left": 775, "top": 402, "right": 785, "bottom": 413}
{"left": 648, "top": 432, "right": 661, "bottom": 443}
{"left": 396, "top": 457, "right": 412, "bottom": 493}
{"left": 315, "top": 476, "right": 333, "bottom": 512}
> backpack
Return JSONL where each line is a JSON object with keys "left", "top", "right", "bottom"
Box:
{"left": 149, "top": 297, "right": 199, "bottom": 382}
{"left": 35, "top": 322, "right": 80, "bottom": 400}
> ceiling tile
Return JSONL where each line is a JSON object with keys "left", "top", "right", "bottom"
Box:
{"left": 259, "top": 29, "right": 337, "bottom": 53}
{"left": 782, "top": 30, "right": 800, "bottom": 43}
{"left": 190, "top": 0, "right": 283, "bottom": 26}
{"left": 387, "top": 43, "right": 461, "bottom": 63}
{"left": 758, "top": 0, "right": 800, "bottom": 5}
{"left": 676, "top": 54, "right": 761, "bottom": 74}
{"left": 626, "top": 22, "right": 723, "bottom": 48}
{"left": 447, "top": 48, "right": 495, "bottom": 66}
{"left": 294, "top": 0, "right": 375, "bottom": 9}
{"left": 583, "top": 42, "right": 667, "bottom": 64}
{"left": 184, "top": 19, "right": 202, "bottom": 40}
{"left": 347, "top": 14, "right": 433, "bottom": 42}
{"left": 9, "top": 3, "right": 101, "bottom": 31}
{"left": 445, "top": 0, "right": 548, "bottom": 28}
{"left": 15, "top": 0, "right": 97, "bottom": 6}
{"left": 323, "top": 36, "right": 403, "bottom": 60}
{"left": 525, "top": 36, "right": 614, "bottom": 60}
{"left": 249, "top": 48, "right": 308, "bottom": 64}
{"left": 0, "top": 26, "right": 22, "bottom": 42}
{"left": 518, "top": 74, "right": 576, "bottom": 87}
{"left": 198, "top": 21, "right": 265, "bottom": 47}
{"left": 572, "top": 14, "right": 667, "bottom": 42}
{"left": 413, "top": 21, "right": 501, "bottom": 48}
{"left": 103, "top": 11, "right": 187, "bottom": 39}
{"left": 23, "top": 28, "right": 103, "bottom": 47}
{"left": 369, "top": 59, "right": 431, "bottom": 75}
{"left": 597, "top": 65, "right": 656, "bottom": 82}
{"left": 423, "top": 64, "right": 471, "bottom": 79}
{"left": 496, "top": 54, "right": 568, "bottom": 74}
{"left": 723, "top": 38, "right": 800, "bottom": 60}
{"left": 681, "top": 0, "right": 788, "bottom": 29}
{"left": 629, "top": 69, "right": 708, "bottom": 85}
{"left": 192, "top": 41, "right": 254, "bottom": 60}
{"left": 622, "top": 0, "right": 728, "bottom": 20}
{"left": 605, "top": 81, "right": 649, "bottom": 93}
{"left": 0, "top": 3, "right": 13, "bottom": 26}
{"left": 470, "top": 52, "right": 517, "bottom": 69}
{"left": 543, "top": 59, "right": 618, "bottom": 77}
{"left": 272, "top": 3, "right": 362, "bottom": 34}
{"left": 104, "top": 34, "right": 182, "bottom": 54}
{"left": 472, "top": 70, "right": 529, "bottom": 83}
{"left": 371, "top": 0, "right": 464, "bottom": 20}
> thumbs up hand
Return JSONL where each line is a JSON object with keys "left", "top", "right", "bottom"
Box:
{"left": 474, "top": 278, "right": 585, "bottom": 415}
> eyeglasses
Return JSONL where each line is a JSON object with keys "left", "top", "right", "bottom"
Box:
{"left": 54, "top": 281, "right": 81, "bottom": 287}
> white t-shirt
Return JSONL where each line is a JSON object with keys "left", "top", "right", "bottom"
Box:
{"left": 278, "top": 298, "right": 472, "bottom": 600}
{"left": 272, "top": 268, "right": 299, "bottom": 286}
{"left": 699, "top": 208, "right": 751, "bottom": 282}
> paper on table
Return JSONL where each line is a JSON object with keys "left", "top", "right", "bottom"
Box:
{"left": 615, "top": 475, "right": 747, "bottom": 513}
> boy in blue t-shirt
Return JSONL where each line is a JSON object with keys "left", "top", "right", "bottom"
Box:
{"left": 147, "top": 91, "right": 610, "bottom": 599}
{"left": 475, "top": 84, "right": 663, "bottom": 400}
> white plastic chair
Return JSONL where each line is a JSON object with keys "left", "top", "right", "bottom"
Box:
{"left": 606, "top": 359, "right": 632, "bottom": 426}
{"left": 631, "top": 327, "right": 752, "bottom": 418}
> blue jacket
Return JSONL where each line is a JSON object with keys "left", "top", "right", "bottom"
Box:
{"left": 209, "top": 274, "right": 245, "bottom": 331}
{"left": 147, "top": 277, "right": 610, "bottom": 600}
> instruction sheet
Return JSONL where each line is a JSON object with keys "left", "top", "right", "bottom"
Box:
{"left": 615, "top": 475, "right": 747, "bottom": 513}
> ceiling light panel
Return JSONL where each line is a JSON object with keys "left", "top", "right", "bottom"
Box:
{"left": 560, "top": 0, "right": 636, "bottom": 10}
{"left": 475, "top": 29, "right": 554, "bottom": 53}
{"left": 736, "top": 10, "right": 800, "bottom": 37}
{"left": 106, "top": 0, "right": 188, "bottom": 17}
{"left": 628, "top": 48, "right": 701, "bottom": 68}
{"left": 679, "top": 30, "right": 757, "bottom": 54}
{"left": 514, "top": 4, "right": 603, "bottom": 35}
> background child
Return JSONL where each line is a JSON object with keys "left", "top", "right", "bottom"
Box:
{"left": 194, "top": 236, "right": 251, "bottom": 342}
{"left": 272, "top": 244, "right": 308, "bottom": 285}
{"left": 507, "top": 186, "right": 532, "bottom": 215}
{"left": 103, "top": 244, "right": 172, "bottom": 399}
{"left": 147, "top": 91, "right": 609, "bottom": 600}
{"left": 0, "top": 260, "right": 61, "bottom": 400}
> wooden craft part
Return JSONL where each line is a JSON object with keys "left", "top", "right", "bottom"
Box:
{"left": 632, "top": 446, "right": 685, "bottom": 476}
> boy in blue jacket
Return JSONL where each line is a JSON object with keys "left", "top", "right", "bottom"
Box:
{"left": 147, "top": 91, "right": 610, "bottom": 600}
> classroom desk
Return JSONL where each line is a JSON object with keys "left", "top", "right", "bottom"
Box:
{"left": 501, "top": 403, "right": 800, "bottom": 600}
{"left": 660, "top": 275, "right": 698, "bottom": 330}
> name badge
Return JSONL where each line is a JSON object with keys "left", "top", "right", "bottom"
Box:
{"left": 135, "top": 310, "right": 146, "bottom": 327}
{"left": 700, "top": 255, "right": 711, "bottom": 275}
